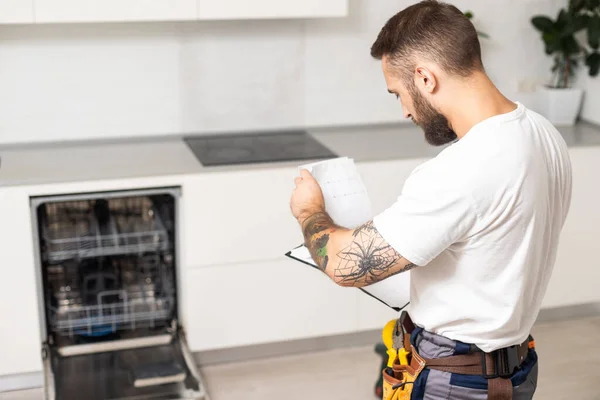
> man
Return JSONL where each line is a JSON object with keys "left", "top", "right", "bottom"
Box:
{"left": 290, "top": 1, "right": 572, "bottom": 399}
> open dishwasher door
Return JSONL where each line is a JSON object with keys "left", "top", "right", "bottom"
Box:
{"left": 31, "top": 188, "right": 209, "bottom": 400}
{"left": 43, "top": 329, "right": 209, "bottom": 400}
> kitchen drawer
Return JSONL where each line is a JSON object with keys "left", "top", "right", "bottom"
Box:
{"left": 34, "top": 0, "right": 197, "bottom": 23}
{"left": 182, "top": 257, "right": 358, "bottom": 351}
{"left": 180, "top": 169, "right": 301, "bottom": 268}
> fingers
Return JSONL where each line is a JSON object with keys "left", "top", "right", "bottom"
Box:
{"left": 295, "top": 169, "right": 312, "bottom": 186}
{"left": 299, "top": 169, "right": 313, "bottom": 180}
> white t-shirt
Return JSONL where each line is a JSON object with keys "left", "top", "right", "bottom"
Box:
{"left": 373, "top": 102, "right": 572, "bottom": 352}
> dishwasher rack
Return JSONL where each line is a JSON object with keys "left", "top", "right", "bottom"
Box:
{"left": 48, "top": 255, "right": 176, "bottom": 338}
{"left": 49, "top": 293, "right": 174, "bottom": 338}
{"left": 41, "top": 197, "right": 170, "bottom": 263}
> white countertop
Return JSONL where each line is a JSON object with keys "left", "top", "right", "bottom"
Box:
{"left": 0, "top": 139, "right": 201, "bottom": 187}
{"left": 1, "top": 122, "right": 600, "bottom": 187}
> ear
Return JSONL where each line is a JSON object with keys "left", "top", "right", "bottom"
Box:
{"left": 415, "top": 67, "right": 437, "bottom": 94}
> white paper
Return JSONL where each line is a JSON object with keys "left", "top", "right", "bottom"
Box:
{"left": 300, "top": 157, "right": 372, "bottom": 229}
{"left": 288, "top": 157, "right": 410, "bottom": 311}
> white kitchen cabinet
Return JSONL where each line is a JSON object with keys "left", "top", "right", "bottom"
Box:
{"left": 0, "top": 188, "right": 44, "bottom": 376}
{"left": 182, "top": 258, "right": 357, "bottom": 351}
{"left": 180, "top": 169, "right": 301, "bottom": 268}
{"left": 34, "top": 0, "right": 197, "bottom": 23}
{"left": 197, "top": 0, "right": 347, "bottom": 20}
{"left": 542, "top": 147, "right": 600, "bottom": 309}
{"left": 0, "top": 0, "right": 34, "bottom": 23}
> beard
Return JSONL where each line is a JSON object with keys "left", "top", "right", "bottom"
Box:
{"left": 408, "top": 84, "right": 457, "bottom": 146}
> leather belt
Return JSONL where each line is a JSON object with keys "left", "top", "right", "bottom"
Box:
{"left": 424, "top": 338, "right": 531, "bottom": 400}
{"left": 424, "top": 338, "right": 530, "bottom": 378}
{"left": 399, "top": 312, "right": 534, "bottom": 400}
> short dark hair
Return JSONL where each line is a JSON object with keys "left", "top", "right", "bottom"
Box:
{"left": 370, "top": 0, "right": 483, "bottom": 79}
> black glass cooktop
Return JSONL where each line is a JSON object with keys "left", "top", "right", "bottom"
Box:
{"left": 184, "top": 130, "right": 337, "bottom": 167}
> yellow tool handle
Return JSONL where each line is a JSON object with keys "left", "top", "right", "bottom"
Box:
{"left": 398, "top": 348, "right": 410, "bottom": 366}
{"left": 386, "top": 349, "right": 397, "bottom": 368}
{"left": 382, "top": 319, "right": 398, "bottom": 367}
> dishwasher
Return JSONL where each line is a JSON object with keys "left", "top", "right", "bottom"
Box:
{"left": 30, "top": 188, "right": 209, "bottom": 400}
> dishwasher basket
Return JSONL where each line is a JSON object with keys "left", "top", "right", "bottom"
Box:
{"left": 48, "top": 255, "right": 176, "bottom": 338}
{"left": 41, "top": 197, "right": 170, "bottom": 263}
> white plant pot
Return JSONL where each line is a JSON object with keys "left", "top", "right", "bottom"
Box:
{"left": 537, "top": 86, "right": 584, "bottom": 126}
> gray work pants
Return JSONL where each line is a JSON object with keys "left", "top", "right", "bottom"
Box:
{"left": 410, "top": 328, "right": 538, "bottom": 400}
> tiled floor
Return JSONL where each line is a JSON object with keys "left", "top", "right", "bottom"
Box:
{"left": 4, "top": 316, "right": 600, "bottom": 400}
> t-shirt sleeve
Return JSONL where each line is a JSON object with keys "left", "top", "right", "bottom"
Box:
{"left": 373, "top": 181, "right": 479, "bottom": 267}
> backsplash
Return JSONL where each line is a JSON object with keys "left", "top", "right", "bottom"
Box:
{"left": 0, "top": 0, "right": 569, "bottom": 145}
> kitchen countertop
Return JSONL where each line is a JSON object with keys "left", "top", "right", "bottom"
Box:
{"left": 1, "top": 122, "right": 600, "bottom": 187}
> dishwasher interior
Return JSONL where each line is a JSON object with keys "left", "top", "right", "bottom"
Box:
{"left": 31, "top": 188, "right": 208, "bottom": 400}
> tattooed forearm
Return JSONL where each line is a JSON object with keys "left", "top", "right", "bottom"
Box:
{"left": 302, "top": 212, "right": 334, "bottom": 238}
{"left": 334, "top": 221, "right": 416, "bottom": 286}
{"left": 302, "top": 212, "right": 339, "bottom": 271}
{"left": 299, "top": 215, "right": 416, "bottom": 286}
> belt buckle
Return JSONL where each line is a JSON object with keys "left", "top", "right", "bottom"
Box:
{"left": 481, "top": 346, "right": 520, "bottom": 379}
{"left": 501, "top": 345, "right": 521, "bottom": 378}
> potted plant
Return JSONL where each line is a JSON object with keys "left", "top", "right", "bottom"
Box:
{"left": 531, "top": 0, "right": 600, "bottom": 125}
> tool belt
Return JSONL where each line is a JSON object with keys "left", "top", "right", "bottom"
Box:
{"left": 381, "top": 312, "right": 534, "bottom": 400}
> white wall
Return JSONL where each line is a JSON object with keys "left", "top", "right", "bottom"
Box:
{"left": 0, "top": 0, "right": 566, "bottom": 145}
{"left": 0, "top": 23, "right": 183, "bottom": 143}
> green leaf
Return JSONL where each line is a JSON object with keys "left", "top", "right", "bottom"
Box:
{"left": 586, "top": 52, "right": 600, "bottom": 76}
{"left": 585, "top": 0, "right": 600, "bottom": 9}
{"left": 464, "top": 11, "right": 473, "bottom": 19}
{"left": 569, "top": 0, "right": 586, "bottom": 12}
{"left": 543, "top": 32, "right": 560, "bottom": 54}
{"left": 561, "top": 35, "right": 581, "bottom": 55}
{"left": 532, "top": 16, "right": 555, "bottom": 33}
{"left": 564, "top": 14, "right": 588, "bottom": 36}
{"left": 588, "top": 15, "right": 600, "bottom": 49}
{"left": 477, "top": 31, "right": 490, "bottom": 39}
{"left": 556, "top": 9, "right": 569, "bottom": 30}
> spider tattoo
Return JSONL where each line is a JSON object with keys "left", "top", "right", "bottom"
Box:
{"left": 335, "top": 222, "right": 415, "bottom": 285}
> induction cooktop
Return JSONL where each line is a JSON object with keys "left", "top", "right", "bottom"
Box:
{"left": 184, "top": 130, "right": 338, "bottom": 167}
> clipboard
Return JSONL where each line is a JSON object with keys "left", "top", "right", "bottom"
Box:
{"left": 285, "top": 244, "right": 410, "bottom": 312}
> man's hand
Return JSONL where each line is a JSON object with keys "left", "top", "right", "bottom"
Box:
{"left": 290, "top": 169, "right": 326, "bottom": 227}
